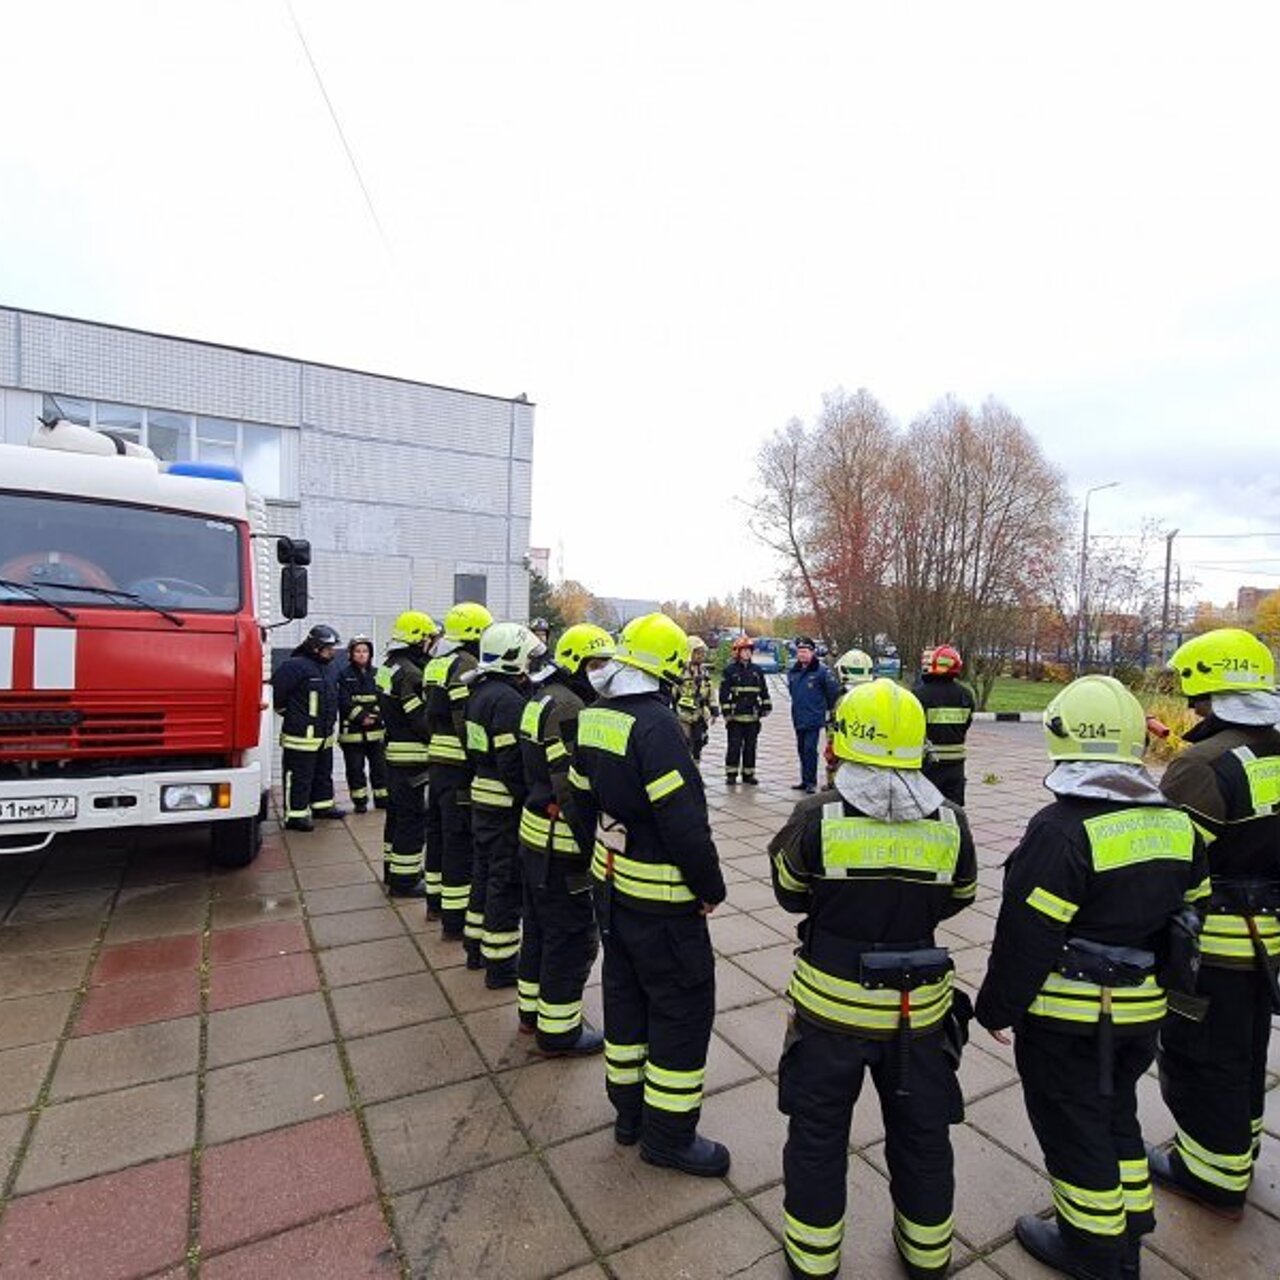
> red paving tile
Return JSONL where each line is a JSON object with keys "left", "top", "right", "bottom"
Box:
{"left": 200, "top": 1111, "right": 375, "bottom": 1253}
{"left": 0, "top": 1154, "right": 189, "bottom": 1279}
{"left": 208, "top": 951, "right": 320, "bottom": 1012}
{"left": 208, "top": 919, "right": 309, "bottom": 965}
{"left": 75, "top": 969, "right": 200, "bottom": 1036}
{"left": 253, "top": 842, "right": 291, "bottom": 871}
{"left": 92, "top": 933, "right": 202, "bottom": 986}
{"left": 201, "top": 1201, "right": 397, "bottom": 1279}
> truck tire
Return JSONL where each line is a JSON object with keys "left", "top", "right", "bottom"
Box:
{"left": 210, "top": 815, "right": 262, "bottom": 868}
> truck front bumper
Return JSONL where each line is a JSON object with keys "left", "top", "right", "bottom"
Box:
{"left": 0, "top": 763, "right": 263, "bottom": 854}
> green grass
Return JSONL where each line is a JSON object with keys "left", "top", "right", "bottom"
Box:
{"left": 979, "top": 677, "right": 1065, "bottom": 713}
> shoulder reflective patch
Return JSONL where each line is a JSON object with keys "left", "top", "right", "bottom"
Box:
{"left": 820, "top": 816, "right": 961, "bottom": 879}
{"left": 1235, "top": 748, "right": 1280, "bottom": 814}
{"left": 578, "top": 707, "right": 635, "bottom": 756}
{"left": 466, "top": 721, "right": 489, "bottom": 752}
{"left": 375, "top": 665, "right": 393, "bottom": 693}
{"left": 568, "top": 765, "right": 590, "bottom": 790}
{"left": 520, "top": 698, "right": 546, "bottom": 739}
{"left": 423, "top": 656, "right": 451, "bottom": 686}
{"left": 1083, "top": 807, "right": 1195, "bottom": 872}
{"left": 1026, "top": 885, "right": 1079, "bottom": 923}
{"left": 645, "top": 769, "right": 684, "bottom": 803}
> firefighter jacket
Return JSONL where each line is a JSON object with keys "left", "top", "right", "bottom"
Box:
{"left": 375, "top": 647, "right": 430, "bottom": 767}
{"left": 519, "top": 672, "right": 590, "bottom": 863}
{"left": 272, "top": 647, "right": 338, "bottom": 752}
{"left": 1160, "top": 716, "right": 1280, "bottom": 969}
{"left": 675, "top": 665, "right": 720, "bottom": 727}
{"left": 719, "top": 660, "right": 772, "bottom": 723}
{"left": 975, "top": 797, "right": 1210, "bottom": 1035}
{"left": 915, "top": 675, "right": 976, "bottom": 763}
{"left": 770, "top": 792, "right": 977, "bottom": 1037}
{"left": 338, "top": 661, "right": 384, "bottom": 745}
{"left": 465, "top": 674, "right": 529, "bottom": 812}
{"left": 423, "top": 646, "right": 479, "bottom": 773}
{"left": 566, "top": 691, "right": 726, "bottom": 913}
{"left": 786, "top": 659, "right": 841, "bottom": 730}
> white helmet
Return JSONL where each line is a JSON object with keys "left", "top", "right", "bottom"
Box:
{"left": 835, "top": 648, "right": 874, "bottom": 688}
{"left": 477, "top": 622, "right": 546, "bottom": 676}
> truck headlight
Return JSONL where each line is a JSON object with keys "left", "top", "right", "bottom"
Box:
{"left": 162, "top": 784, "right": 231, "bottom": 812}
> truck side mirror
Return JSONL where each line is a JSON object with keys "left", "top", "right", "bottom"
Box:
{"left": 280, "top": 565, "right": 309, "bottom": 619}
{"left": 276, "top": 537, "right": 312, "bottom": 567}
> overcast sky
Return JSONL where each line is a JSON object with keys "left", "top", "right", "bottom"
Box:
{"left": 3, "top": 2, "right": 1278, "bottom": 609}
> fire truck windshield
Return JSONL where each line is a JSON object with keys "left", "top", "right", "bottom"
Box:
{"left": 0, "top": 493, "right": 243, "bottom": 614}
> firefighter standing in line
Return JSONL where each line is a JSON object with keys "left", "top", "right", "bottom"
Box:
{"left": 823, "top": 648, "right": 874, "bottom": 787}
{"left": 675, "top": 635, "right": 720, "bottom": 764}
{"left": 530, "top": 616, "right": 551, "bottom": 649}
{"left": 273, "top": 623, "right": 346, "bottom": 832}
{"left": 914, "top": 645, "right": 976, "bottom": 807}
{"left": 374, "top": 612, "right": 437, "bottom": 897}
{"left": 465, "top": 621, "right": 543, "bottom": 989}
{"left": 515, "top": 622, "right": 612, "bottom": 1055}
{"left": 770, "top": 678, "right": 977, "bottom": 1279}
{"left": 976, "top": 676, "right": 1210, "bottom": 1280}
{"left": 1150, "top": 628, "right": 1280, "bottom": 1218}
{"left": 565, "top": 612, "right": 731, "bottom": 1177}
{"left": 423, "top": 602, "right": 493, "bottom": 947}
{"left": 337, "top": 635, "right": 389, "bottom": 814}
{"left": 720, "top": 634, "right": 771, "bottom": 785}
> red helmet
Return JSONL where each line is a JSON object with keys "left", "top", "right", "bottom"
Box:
{"left": 923, "top": 644, "right": 963, "bottom": 676}
{"left": 731, "top": 634, "right": 753, "bottom": 653}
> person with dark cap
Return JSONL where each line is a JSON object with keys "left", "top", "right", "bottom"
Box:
{"left": 272, "top": 624, "right": 345, "bottom": 832}
{"left": 787, "top": 637, "right": 841, "bottom": 794}
{"left": 337, "top": 634, "right": 389, "bottom": 814}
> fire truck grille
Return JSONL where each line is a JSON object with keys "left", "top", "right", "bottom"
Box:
{"left": 0, "top": 694, "right": 231, "bottom": 757}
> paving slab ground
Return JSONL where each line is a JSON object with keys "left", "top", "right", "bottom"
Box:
{"left": 1, "top": 710, "right": 1277, "bottom": 1277}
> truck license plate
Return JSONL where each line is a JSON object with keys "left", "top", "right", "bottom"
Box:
{"left": 0, "top": 796, "right": 78, "bottom": 823}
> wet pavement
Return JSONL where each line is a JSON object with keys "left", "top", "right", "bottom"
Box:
{"left": 1, "top": 715, "right": 1278, "bottom": 1278}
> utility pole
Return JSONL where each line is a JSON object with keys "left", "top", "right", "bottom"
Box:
{"left": 1160, "top": 528, "right": 1179, "bottom": 665}
{"left": 1077, "top": 482, "right": 1120, "bottom": 675}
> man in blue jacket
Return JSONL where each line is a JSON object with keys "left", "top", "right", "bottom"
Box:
{"left": 787, "top": 637, "right": 841, "bottom": 794}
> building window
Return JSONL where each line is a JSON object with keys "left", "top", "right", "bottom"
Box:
{"left": 41, "top": 395, "right": 298, "bottom": 500}
{"left": 454, "top": 573, "right": 488, "bottom": 606}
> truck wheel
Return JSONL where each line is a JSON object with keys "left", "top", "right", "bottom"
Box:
{"left": 210, "top": 816, "right": 262, "bottom": 868}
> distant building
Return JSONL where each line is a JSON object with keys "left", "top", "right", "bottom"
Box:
{"left": 1237, "top": 586, "right": 1268, "bottom": 619}
{"left": 0, "top": 306, "right": 534, "bottom": 645}
{"left": 593, "top": 596, "right": 662, "bottom": 629}
{"left": 528, "top": 546, "right": 551, "bottom": 581}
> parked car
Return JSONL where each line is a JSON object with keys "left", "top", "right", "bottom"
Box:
{"left": 751, "top": 637, "right": 784, "bottom": 674}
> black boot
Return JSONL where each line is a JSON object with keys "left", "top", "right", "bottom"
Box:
{"left": 284, "top": 817, "right": 314, "bottom": 833}
{"left": 1121, "top": 1235, "right": 1141, "bottom": 1280}
{"left": 1146, "top": 1143, "right": 1245, "bottom": 1221}
{"left": 373, "top": 797, "right": 388, "bottom": 810}
{"left": 314, "top": 805, "right": 349, "bottom": 820}
{"left": 1014, "top": 1215, "right": 1120, "bottom": 1280}
{"left": 353, "top": 800, "right": 368, "bottom": 814}
{"left": 614, "top": 1113, "right": 642, "bottom": 1146}
{"left": 485, "top": 963, "right": 518, "bottom": 990}
{"left": 640, "top": 1132, "right": 730, "bottom": 1178}
{"left": 386, "top": 876, "right": 427, "bottom": 899}
{"left": 465, "top": 943, "right": 483, "bottom": 971}
{"left": 534, "top": 1024, "right": 605, "bottom": 1058}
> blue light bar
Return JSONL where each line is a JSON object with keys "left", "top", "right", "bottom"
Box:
{"left": 167, "top": 462, "right": 244, "bottom": 484}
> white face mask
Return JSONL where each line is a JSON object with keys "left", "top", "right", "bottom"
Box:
{"left": 588, "top": 659, "right": 621, "bottom": 693}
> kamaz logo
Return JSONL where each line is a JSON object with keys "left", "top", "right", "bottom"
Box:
{"left": 0, "top": 709, "right": 83, "bottom": 729}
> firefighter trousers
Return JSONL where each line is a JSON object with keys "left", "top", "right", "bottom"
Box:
{"left": 469, "top": 804, "right": 523, "bottom": 976}
{"left": 340, "top": 738, "right": 387, "bottom": 808}
{"left": 427, "top": 767, "right": 473, "bottom": 931}
{"left": 382, "top": 765, "right": 425, "bottom": 887}
{"left": 516, "top": 850, "right": 599, "bottom": 1047}
{"left": 596, "top": 900, "right": 715, "bottom": 1152}
{"left": 1016, "top": 1023, "right": 1156, "bottom": 1271}
{"left": 679, "top": 718, "right": 709, "bottom": 764}
{"left": 778, "top": 1015, "right": 962, "bottom": 1279}
{"left": 1158, "top": 963, "right": 1272, "bottom": 1207}
{"left": 923, "top": 761, "right": 966, "bottom": 807}
{"left": 725, "top": 720, "right": 761, "bottom": 781}
{"left": 283, "top": 744, "right": 335, "bottom": 822}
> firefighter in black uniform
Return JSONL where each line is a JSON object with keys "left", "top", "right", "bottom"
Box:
{"left": 273, "top": 624, "right": 345, "bottom": 832}
{"left": 374, "top": 611, "right": 437, "bottom": 897}
{"left": 423, "top": 601, "right": 493, "bottom": 947}
{"left": 516, "top": 622, "right": 611, "bottom": 1054}
{"left": 465, "top": 621, "right": 543, "bottom": 989}
{"left": 338, "top": 635, "right": 388, "bottom": 814}
{"left": 565, "top": 612, "right": 731, "bottom": 1176}
{"left": 674, "top": 635, "right": 720, "bottom": 764}
{"left": 1150, "top": 628, "right": 1280, "bottom": 1218}
{"left": 976, "top": 675, "right": 1210, "bottom": 1280}
{"left": 719, "top": 634, "right": 771, "bottom": 785}
{"left": 914, "top": 645, "right": 975, "bottom": 806}
{"left": 770, "top": 677, "right": 977, "bottom": 1279}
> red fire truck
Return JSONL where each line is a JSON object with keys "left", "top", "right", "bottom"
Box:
{"left": 0, "top": 421, "right": 309, "bottom": 866}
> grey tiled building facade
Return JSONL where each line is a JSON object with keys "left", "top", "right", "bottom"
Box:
{"left": 0, "top": 306, "right": 534, "bottom": 643}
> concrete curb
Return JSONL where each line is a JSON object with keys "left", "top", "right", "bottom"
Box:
{"left": 973, "top": 711, "right": 1042, "bottom": 723}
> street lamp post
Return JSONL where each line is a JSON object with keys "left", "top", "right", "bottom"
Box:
{"left": 1076, "top": 481, "right": 1120, "bottom": 674}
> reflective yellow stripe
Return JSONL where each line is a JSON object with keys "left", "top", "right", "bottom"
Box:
{"left": 481, "top": 928, "right": 520, "bottom": 960}
{"left": 494, "top": 732, "right": 517, "bottom": 749}
{"left": 1185, "top": 875, "right": 1212, "bottom": 904}
{"left": 590, "top": 844, "right": 696, "bottom": 904}
{"left": 605, "top": 1040, "right": 647, "bottom": 1085}
{"left": 402, "top": 695, "right": 423, "bottom": 713}
{"left": 1202, "top": 912, "right": 1280, "bottom": 963}
{"left": 578, "top": 707, "right": 635, "bottom": 756}
{"left": 546, "top": 740, "right": 569, "bottom": 763}
{"left": 784, "top": 1213, "right": 843, "bottom": 1249}
{"left": 1051, "top": 1178, "right": 1125, "bottom": 1237}
{"left": 471, "top": 777, "right": 514, "bottom": 808}
{"left": 784, "top": 1212, "right": 843, "bottom": 1275}
{"left": 1084, "top": 807, "right": 1196, "bottom": 872}
{"left": 466, "top": 722, "right": 489, "bottom": 752}
{"left": 449, "top": 685, "right": 470, "bottom": 702}
{"left": 308, "top": 690, "right": 318, "bottom": 718}
{"left": 773, "top": 848, "right": 807, "bottom": 894}
{"left": 645, "top": 769, "right": 684, "bottom": 803}
{"left": 1027, "top": 973, "right": 1165, "bottom": 1025}
{"left": 1119, "top": 1157, "right": 1154, "bottom": 1214}
{"left": 1237, "top": 747, "right": 1280, "bottom": 813}
{"left": 520, "top": 698, "right": 546, "bottom": 738}
{"left": 820, "top": 812, "right": 961, "bottom": 880}
{"left": 1175, "top": 1128, "right": 1253, "bottom": 1192}
{"left": 568, "top": 766, "right": 590, "bottom": 791}
{"left": 517, "top": 979, "right": 539, "bottom": 1015}
{"left": 1026, "top": 885, "right": 1079, "bottom": 923}
{"left": 385, "top": 743, "right": 430, "bottom": 764}
{"left": 643, "top": 1061, "right": 704, "bottom": 1113}
{"left": 789, "top": 958, "right": 953, "bottom": 1035}
{"left": 925, "top": 706, "right": 970, "bottom": 724}
{"left": 280, "top": 733, "right": 323, "bottom": 751}
{"left": 892, "top": 1209, "right": 953, "bottom": 1270}
{"left": 375, "top": 665, "right": 394, "bottom": 693}
{"left": 441, "top": 883, "right": 471, "bottom": 909}
{"left": 928, "top": 744, "right": 967, "bottom": 760}
{"left": 519, "top": 809, "right": 581, "bottom": 854}
{"left": 423, "top": 656, "right": 453, "bottom": 685}
{"left": 428, "top": 733, "right": 467, "bottom": 763}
